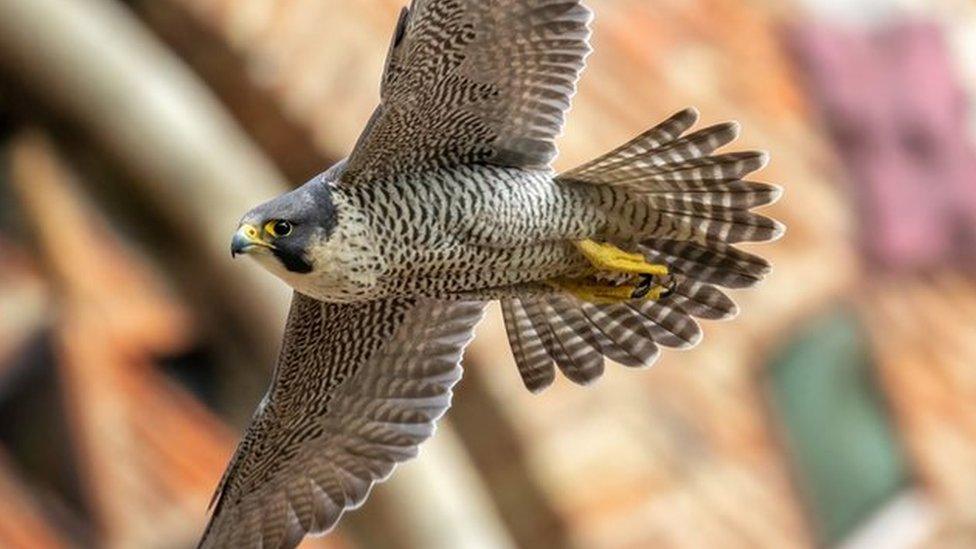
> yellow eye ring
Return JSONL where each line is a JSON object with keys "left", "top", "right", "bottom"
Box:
{"left": 265, "top": 220, "right": 293, "bottom": 238}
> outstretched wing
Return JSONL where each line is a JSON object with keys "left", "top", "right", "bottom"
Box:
{"left": 199, "top": 294, "right": 486, "bottom": 548}
{"left": 342, "top": 0, "right": 593, "bottom": 184}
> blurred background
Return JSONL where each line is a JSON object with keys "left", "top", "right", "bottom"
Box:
{"left": 0, "top": 0, "right": 974, "bottom": 547}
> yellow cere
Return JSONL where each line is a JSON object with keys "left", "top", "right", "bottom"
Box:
{"left": 243, "top": 224, "right": 261, "bottom": 240}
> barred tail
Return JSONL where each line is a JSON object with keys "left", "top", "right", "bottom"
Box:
{"left": 501, "top": 109, "right": 782, "bottom": 392}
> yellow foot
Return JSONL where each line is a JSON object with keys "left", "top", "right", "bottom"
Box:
{"left": 549, "top": 276, "right": 673, "bottom": 305}
{"left": 575, "top": 240, "right": 669, "bottom": 277}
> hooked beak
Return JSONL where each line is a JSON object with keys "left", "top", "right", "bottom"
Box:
{"left": 231, "top": 224, "right": 273, "bottom": 257}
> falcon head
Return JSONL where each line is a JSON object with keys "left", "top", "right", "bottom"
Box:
{"left": 231, "top": 182, "right": 337, "bottom": 276}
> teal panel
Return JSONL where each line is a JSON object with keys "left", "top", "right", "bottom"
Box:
{"left": 768, "top": 309, "right": 908, "bottom": 545}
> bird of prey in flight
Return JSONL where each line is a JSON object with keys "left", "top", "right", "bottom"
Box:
{"left": 203, "top": 0, "right": 783, "bottom": 546}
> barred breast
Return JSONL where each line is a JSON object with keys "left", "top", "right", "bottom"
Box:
{"left": 335, "top": 165, "right": 605, "bottom": 300}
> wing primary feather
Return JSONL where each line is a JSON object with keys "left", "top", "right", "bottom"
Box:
{"left": 198, "top": 295, "right": 485, "bottom": 548}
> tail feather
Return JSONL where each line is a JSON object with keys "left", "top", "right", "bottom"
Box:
{"left": 548, "top": 297, "right": 651, "bottom": 368}
{"left": 502, "top": 286, "right": 721, "bottom": 390}
{"left": 648, "top": 151, "right": 770, "bottom": 183}
{"left": 501, "top": 108, "right": 781, "bottom": 392}
{"left": 568, "top": 140, "right": 767, "bottom": 188}
{"left": 643, "top": 180, "right": 782, "bottom": 209}
{"left": 666, "top": 280, "right": 738, "bottom": 321}
{"left": 536, "top": 300, "right": 605, "bottom": 385}
{"left": 525, "top": 299, "right": 602, "bottom": 385}
{"left": 647, "top": 203, "right": 784, "bottom": 244}
{"left": 577, "top": 303, "right": 661, "bottom": 364}
{"left": 640, "top": 239, "right": 771, "bottom": 289}
{"left": 571, "top": 121, "right": 739, "bottom": 178}
{"left": 501, "top": 300, "right": 555, "bottom": 393}
{"left": 656, "top": 122, "right": 741, "bottom": 163}
{"left": 566, "top": 108, "right": 700, "bottom": 177}
{"left": 622, "top": 301, "right": 702, "bottom": 349}
{"left": 635, "top": 180, "right": 781, "bottom": 209}
{"left": 586, "top": 151, "right": 770, "bottom": 191}
{"left": 561, "top": 111, "right": 781, "bottom": 247}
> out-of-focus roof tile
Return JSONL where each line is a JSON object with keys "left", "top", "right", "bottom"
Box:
{"left": 0, "top": 451, "right": 70, "bottom": 549}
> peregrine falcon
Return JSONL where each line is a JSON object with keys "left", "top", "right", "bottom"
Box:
{"left": 203, "top": 1, "right": 783, "bottom": 546}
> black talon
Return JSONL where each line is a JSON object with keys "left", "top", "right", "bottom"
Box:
{"left": 631, "top": 274, "right": 654, "bottom": 299}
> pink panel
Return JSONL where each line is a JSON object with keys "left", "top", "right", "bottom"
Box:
{"left": 788, "top": 21, "right": 976, "bottom": 270}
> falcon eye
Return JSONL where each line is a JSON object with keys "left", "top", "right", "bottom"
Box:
{"left": 266, "top": 220, "right": 293, "bottom": 238}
